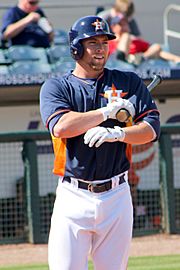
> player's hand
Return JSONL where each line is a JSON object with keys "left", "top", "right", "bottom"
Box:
{"left": 25, "top": 12, "right": 41, "bottom": 23}
{"left": 98, "top": 98, "right": 135, "bottom": 121}
{"left": 84, "top": 126, "right": 125, "bottom": 147}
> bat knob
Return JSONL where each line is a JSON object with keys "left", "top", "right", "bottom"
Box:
{"left": 116, "top": 109, "right": 131, "bottom": 122}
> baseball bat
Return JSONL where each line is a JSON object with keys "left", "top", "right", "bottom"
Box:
{"left": 116, "top": 74, "right": 162, "bottom": 122}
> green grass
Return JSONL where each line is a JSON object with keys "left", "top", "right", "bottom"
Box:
{"left": 0, "top": 266, "right": 48, "bottom": 270}
{"left": 0, "top": 255, "right": 180, "bottom": 270}
{"left": 128, "top": 255, "right": 180, "bottom": 270}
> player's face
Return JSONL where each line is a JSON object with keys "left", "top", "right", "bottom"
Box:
{"left": 81, "top": 35, "right": 109, "bottom": 73}
{"left": 23, "top": 0, "right": 40, "bottom": 12}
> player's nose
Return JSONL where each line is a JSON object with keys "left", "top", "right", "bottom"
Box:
{"left": 95, "top": 42, "right": 105, "bottom": 52}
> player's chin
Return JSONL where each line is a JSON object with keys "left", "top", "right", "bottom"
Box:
{"left": 92, "top": 60, "right": 106, "bottom": 71}
{"left": 92, "top": 65, "right": 104, "bottom": 72}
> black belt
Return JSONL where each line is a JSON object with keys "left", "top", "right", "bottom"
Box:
{"left": 63, "top": 174, "right": 126, "bottom": 193}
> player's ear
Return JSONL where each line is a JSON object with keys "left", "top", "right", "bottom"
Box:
{"left": 70, "top": 41, "right": 84, "bottom": 60}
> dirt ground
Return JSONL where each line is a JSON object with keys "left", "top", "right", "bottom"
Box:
{"left": 0, "top": 234, "right": 180, "bottom": 266}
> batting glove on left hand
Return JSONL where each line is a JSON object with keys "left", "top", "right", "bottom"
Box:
{"left": 98, "top": 98, "right": 135, "bottom": 121}
{"left": 84, "top": 126, "right": 125, "bottom": 148}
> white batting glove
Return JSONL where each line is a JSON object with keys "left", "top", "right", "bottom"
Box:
{"left": 84, "top": 126, "right": 125, "bottom": 148}
{"left": 98, "top": 98, "right": 135, "bottom": 121}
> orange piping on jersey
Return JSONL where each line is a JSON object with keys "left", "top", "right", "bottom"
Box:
{"left": 125, "top": 118, "right": 133, "bottom": 163}
{"left": 134, "top": 109, "right": 159, "bottom": 123}
{"left": 51, "top": 134, "right": 67, "bottom": 176}
{"left": 46, "top": 109, "right": 70, "bottom": 128}
{"left": 126, "top": 143, "right": 132, "bottom": 163}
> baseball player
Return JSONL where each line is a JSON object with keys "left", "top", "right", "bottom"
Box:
{"left": 40, "top": 15, "right": 160, "bottom": 270}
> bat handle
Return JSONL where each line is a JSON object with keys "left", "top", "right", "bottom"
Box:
{"left": 116, "top": 109, "right": 131, "bottom": 122}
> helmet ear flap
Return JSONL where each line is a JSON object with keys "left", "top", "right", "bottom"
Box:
{"left": 70, "top": 41, "right": 84, "bottom": 60}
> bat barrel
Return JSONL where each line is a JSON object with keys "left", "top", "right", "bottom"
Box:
{"left": 147, "top": 74, "right": 162, "bottom": 92}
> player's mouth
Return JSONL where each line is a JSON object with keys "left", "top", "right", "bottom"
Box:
{"left": 94, "top": 55, "right": 104, "bottom": 60}
{"left": 94, "top": 55, "right": 104, "bottom": 61}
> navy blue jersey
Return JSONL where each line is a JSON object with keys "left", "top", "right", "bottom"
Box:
{"left": 40, "top": 68, "right": 160, "bottom": 181}
{"left": 1, "top": 6, "right": 50, "bottom": 48}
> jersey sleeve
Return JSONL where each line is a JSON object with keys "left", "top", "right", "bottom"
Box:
{"left": 40, "top": 77, "right": 72, "bottom": 132}
{"left": 130, "top": 73, "right": 160, "bottom": 140}
{"left": 1, "top": 8, "right": 16, "bottom": 33}
{"left": 37, "top": 8, "right": 46, "bottom": 18}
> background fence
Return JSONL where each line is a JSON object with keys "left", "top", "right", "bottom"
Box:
{"left": 0, "top": 125, "right": 180, "bottom": 244}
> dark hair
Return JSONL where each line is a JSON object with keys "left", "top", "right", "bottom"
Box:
{"left": 125, "top": 2, "right": 135, "bottom": 17}
{"left": 114, "top": 0, "right": 135, "bottom": 18}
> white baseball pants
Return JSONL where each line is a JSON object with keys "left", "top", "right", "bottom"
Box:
{"left": 48, "top": 173, "right": 133, "bottom": 270}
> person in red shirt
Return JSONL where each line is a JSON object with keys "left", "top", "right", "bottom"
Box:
{"left": 109, "top": 14, "right": 180, "bottom": 65}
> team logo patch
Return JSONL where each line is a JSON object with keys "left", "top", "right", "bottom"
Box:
{"left": 92, "top": 19, "right": 104, "bottom": 31}
{"left": 100, "top": 84, "right": 128, "bottom": 103}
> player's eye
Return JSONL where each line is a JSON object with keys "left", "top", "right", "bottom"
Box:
{"left": 103, "top": 41, "right": 108, "bottom": 46}
{"left": 89, "top": 41, "right": 96, "bottom": 45}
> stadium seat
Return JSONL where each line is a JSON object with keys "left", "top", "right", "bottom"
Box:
{"left": 0, "top": 65, "right": 9, "bottom": 75}
{"left": 52, "top": 60, "right": 75, "bottom": 74}
{"left": 138, "top": 59, "right": 171, "bottom": 69}
{"left": 6, "top": 45, "right": 48, "bottom": 63}
{"left": 9, "top": 61, "right": 52, "bottom": 75}
{"left": 106, "top": 58, "right": 135, "bottom": 72}
{"left": 0, "top": 49, "right": 12, "bottom": 65}
{"left": 54, "top": 29, "right": 69, "bottom": 45}
{"left": 59, "top": 55, "right": 74, "bottom": 63}
{"left": 46, "top": 45, "right": 71, "bottom": 63}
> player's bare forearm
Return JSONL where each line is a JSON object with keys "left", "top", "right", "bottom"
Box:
{"left": 53, "top": 110, "right": 104, "bottom": 138}
{"left": 3, "top": 13, "right": 40, "bottom": 39}
{"left": 122, "top": 122, "right": 155, "bottom": 144}
{"left": 3, "top": 17, "right": 31, "bottom": 39}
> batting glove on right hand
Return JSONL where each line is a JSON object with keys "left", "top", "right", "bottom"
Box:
{"left": 84, "top": 126, "right": 125, "bottom": 147}
{"left": 98, "top": 98, "right": 135, "bottom": 121}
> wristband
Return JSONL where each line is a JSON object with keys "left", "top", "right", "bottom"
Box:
{"left": 97, "top": 107, "right": 109, "bottom": 121}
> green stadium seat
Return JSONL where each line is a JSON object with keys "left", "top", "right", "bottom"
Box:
{"left": 0, "top": 49, "right": 6, "bottom": 63}
{"left": 138, "top": 59, "right": 171, "bottom": 69}
{"left": 106, "top": 58, "right": 135, "bottom": 71}
{"left": 9, "top": 61, "right": 52, "bottom": 75}
{"left": 47, "top": 45, "right": 71, "bottom": 63}
{"left": 54, "top": 29, "right": 68, "bottom": 45}
{"left": 6, "top": 45, "right": 48, "bottom": 63}
{"left": 0, "top": 65, "right": 9, "bottom": 74}
{"left": 0, "top": 49, "right": 12, "bottom": 65}
{"left": 52, "top": 60, "right": 75, "bottom": 74}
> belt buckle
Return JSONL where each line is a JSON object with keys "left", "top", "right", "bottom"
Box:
{"left": 88, "top": 182, "right": 96, "bottom": 192}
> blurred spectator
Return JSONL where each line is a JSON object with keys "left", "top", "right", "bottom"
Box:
{"left": 109, "top": 14, "right": 131, "bottom": 61}
{"left": 97, "top": 0, "right": 141, "bottom": 37}
{"left": 109, "top": 14, "right": 180, "bottom": 65}
{"left": 1, "top": 0, "right": 54, "bottom": 48}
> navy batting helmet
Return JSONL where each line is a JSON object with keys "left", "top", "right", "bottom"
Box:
{"left": 69, "top": 15, "right": 116, "bottom": 60}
